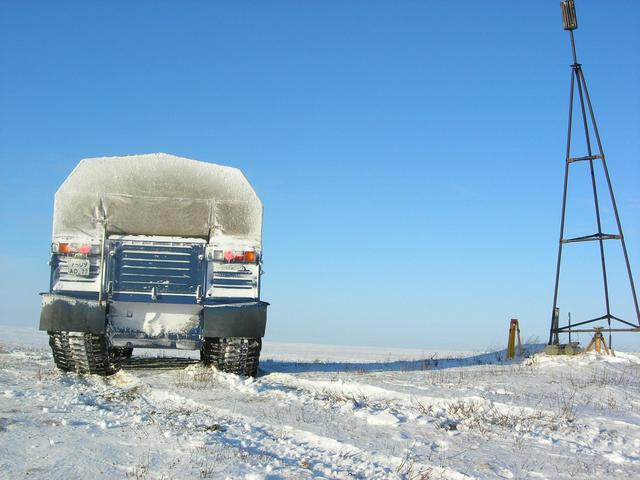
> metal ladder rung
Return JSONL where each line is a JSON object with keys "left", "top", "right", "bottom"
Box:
{"left": 561, "top": 233, "right": 621, "bottom": 244}
{"left": 567, "top": 154, "right": 604, "bottom": 163}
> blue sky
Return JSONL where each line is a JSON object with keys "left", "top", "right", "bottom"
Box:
{"left": 1, "top": 1, "right": 639, "bottom": 350}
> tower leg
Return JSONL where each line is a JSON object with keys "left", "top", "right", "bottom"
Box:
{"left": 549, "top": 69, "right": 576, "bottom": 346}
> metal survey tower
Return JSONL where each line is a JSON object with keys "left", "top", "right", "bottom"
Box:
{"left": 549, "top": 0, "right": 640, "bottom": 346}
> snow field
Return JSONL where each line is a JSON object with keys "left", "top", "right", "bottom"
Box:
{"left": 1, "top": 327, "right": 639, "bottom": 479}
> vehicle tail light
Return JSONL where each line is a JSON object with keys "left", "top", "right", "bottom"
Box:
{"left": 52, "top": 242, "right": 93, "bottom": 255}
{"left": 215, "top": 249, "right": 258, "bottom": 263}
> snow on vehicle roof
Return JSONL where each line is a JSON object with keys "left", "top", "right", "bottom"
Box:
{"left": 52, "top": 153, "right": 262, "bottom": 243}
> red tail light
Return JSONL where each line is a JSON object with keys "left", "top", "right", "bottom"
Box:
{"left": 219, "top": 250, "right": 258, "bottom": 263}
{"left": 52, "top": 243, "right": 93, "bottom": 255}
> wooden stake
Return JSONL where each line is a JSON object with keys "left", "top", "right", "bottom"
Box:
{"left": 507, "top": 319, "right": 522, "bottom": 359}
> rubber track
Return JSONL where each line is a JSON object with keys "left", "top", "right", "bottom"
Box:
{"left": 201, "top": 337, "right": 262, "bottom": 377}
{"left": 48, "top": 331, "right": 121, "bottom": 376}
{"left": 49, "top": 331, "right": 76, "bottom": 372}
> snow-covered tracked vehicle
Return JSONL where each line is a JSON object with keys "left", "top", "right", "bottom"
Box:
{"left": 40, "top": 153, "right": 268, "bottom": 376}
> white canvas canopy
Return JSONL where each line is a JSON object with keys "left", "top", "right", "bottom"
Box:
{"left": 53, "top": 153, "right": 262, "bottom": 244}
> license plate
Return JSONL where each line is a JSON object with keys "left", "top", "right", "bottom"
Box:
{"left": 67, "top": 258, "right": 90, "bottom": 277}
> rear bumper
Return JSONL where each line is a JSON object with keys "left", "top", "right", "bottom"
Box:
{"left": 39, "top": 293, "right": 106, "bottom": 334}
{"left": 39, "top": 293, "right": 268, "bottom": 342}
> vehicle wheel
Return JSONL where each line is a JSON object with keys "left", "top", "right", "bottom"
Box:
{"left": 201, "top": 337, "right": 262, "bottom": 377}
{"left": 48, "top": 331, "right": 122, "bottom": 376}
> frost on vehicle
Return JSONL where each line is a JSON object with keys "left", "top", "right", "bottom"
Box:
{"left": 40, "top": 153, "right": 268, "bottom": 376}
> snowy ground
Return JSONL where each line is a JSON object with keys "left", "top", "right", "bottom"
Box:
{"left": 1, "top": 326, "right": 639, "bottom": 479}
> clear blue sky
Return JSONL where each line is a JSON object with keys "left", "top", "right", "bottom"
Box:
{"left": 1, "top": 1, "right": 639, "bottom": 350}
